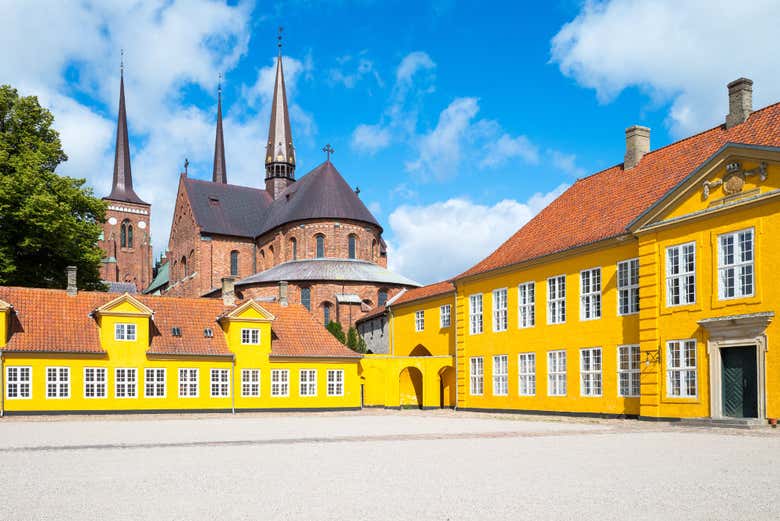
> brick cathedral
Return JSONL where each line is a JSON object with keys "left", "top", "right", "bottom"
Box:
{"left": 137, "top": 39, "right": 419, "bottom": 328}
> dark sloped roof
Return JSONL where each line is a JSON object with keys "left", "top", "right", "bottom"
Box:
{"left": 144, "top": 262, "right": 169, "bottom": 294}
{"left": 457, "top": 102, "right": 780, "bottom": 279}
{"left": 236, "top": 259, "right": 420, "bottom": 287}
{"left": 257, "top": 161, "right": 381, "bottom": 236}
{"left": 104, "top": 281, "right": 138, "bottom": 294}
{"left": 184, "top": 177, "right": 272, "bottom": 237}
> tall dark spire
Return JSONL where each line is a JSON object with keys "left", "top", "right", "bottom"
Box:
{"left": 212, "top": 77, "right": 227, "bottom": 184}
{"left": 265, "top": 27, "right": 296, "bottom": 199}
{"left": 106, "top": 54, "right": 146, "bottom": 204}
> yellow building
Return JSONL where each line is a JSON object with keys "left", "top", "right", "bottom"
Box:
{"left": 0, "top": 285, "right": 361, "bottom": 414}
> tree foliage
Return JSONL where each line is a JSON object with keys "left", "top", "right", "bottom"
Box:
{"left": 326, "top": 320, "right": 346, "bottom": 344}
{"left": 0, "top": 85, "right": 106, "bottom": 290}
{"left": 346, "top": 326, "right": 367, "bottom": 354}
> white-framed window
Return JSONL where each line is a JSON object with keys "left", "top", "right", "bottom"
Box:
{"left": 210, "top": 369, "right": 230, "bottom": 398}
{"left": 241, "top": 369, "right": 260, "bottom": 397}
{"left": 492, "top": 288, "right": 508, "bottom": 332}
{"left": 440, "top": 304, "right": 451, "bottom": 328}
{"left": 618, "top": 258, "right": 640, "bottom": 315}
{"left": 84, "top": 367, "right": 107, "bottom": 398}
{"left": 115, "top": 368, "right": 137, "bottom": 399}
{"left": 415, "top": 310, "right": 425, "bottom": 332}
{"left": 580, "top": 268, "right": 602, "bottom": 320}
{"left": 241, "top": 328, "right": 260, "bottom": 345}
{"left": 300, "top": 369, "right": 317, "bottom": 396}
{"left": 666, "top": 242, "right": 696, "bottom": 306}
{"left": 469, "top": 356, "right": 484, "bottom": 395}
{"left": 718, "top": 229, "right": 754, "bottom": 299}
{"left": 547, "top": 350, "right": 567, "bottom": 396}
{"left": 178, "top": 368, "right": 199, "bottom": 398}
{"left": 518, "top": 353, "right": 536, "bottom": 396}
{"left": 518, "top": 282, "right": 535, "bottom": 328}
{"left": 46, "top": 367, "right": 70, "bottom": 399}
{"left": 271, "top": 369, "right": 289, "bottom": 397}
{"left": 667, "top": 339, "right": 697, "bottom": 398}
{"left": 492, "top": 355, "right": 508, "bottom": 396}
{"left": 547, "top": 275, "right": 566, "bottom": 324}
{"left": 618, "top": 345, "right": 640, "bottom": 397}
{"left": 144, "top": 368, "right": 166, "bottom": 398}
{"left": 114, "top": 323, "right": 137, "bottom": 341}
{"left": 469, "top": 294, "right": 483, "bottom": 335}
{"left": 5, "top": 367, "right": 31, "bottom": 399}
{"left": 327, "top": 369, "right": 344, "bottom": 396}
{"left": 580, "top": 348, "right": 602, "bottom": 397}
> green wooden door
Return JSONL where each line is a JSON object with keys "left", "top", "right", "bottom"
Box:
{"left": 721, "top": 347, "right": 758, "bottom": 418}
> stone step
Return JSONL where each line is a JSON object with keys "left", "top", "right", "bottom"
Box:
{"left": 676, "top": 417, "right": 768, "bottom": 429}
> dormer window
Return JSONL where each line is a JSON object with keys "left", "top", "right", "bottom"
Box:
{"left": 241, "top": 328, "right": 260, "bottom": 345}
{"left": 204, "top": 328, "right": 214, "bottom": 338}
{"left": 172, "top": 327, "right": 182, "bottom": 337}
{"left": 115, "top": 323, "right": 136, "bottom": 341}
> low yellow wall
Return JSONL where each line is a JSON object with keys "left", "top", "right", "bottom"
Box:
{"left": 359, "top": 354, "right": 454, "bottom": 409}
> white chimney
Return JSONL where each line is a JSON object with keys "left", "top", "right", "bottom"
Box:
{"left": 66, "top": 266, "right": 77, "bottom": 296}
{"left": 726, "top": 77, "right": 753, "bottom": 129}
{"left": 278, "top": 281, "right": 288, "bottom": 307}
{"left": 624, "top": 125, "right": 650, "bottom": 170}
{"left": 221, "top": 277, "right": 236, "bottom": 307}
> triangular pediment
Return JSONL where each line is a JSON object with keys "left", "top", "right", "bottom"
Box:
{"left": 94, "top": 293, "right": 154, "bottom": 317}
{"left": 630, "top": 143, "right": 780, "bottom": 232}
{"left": 224, "top": 299, "right": 275, "bottom": 322}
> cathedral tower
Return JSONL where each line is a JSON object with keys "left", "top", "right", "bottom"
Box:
{"left": 99, "top": 61, "right": 153, "bottom": 291}
{"left": 212, "top": 80, "right": 227, "bottom": 184}
{"left": 264, "top": 31, "right": 296, "bottom": 199}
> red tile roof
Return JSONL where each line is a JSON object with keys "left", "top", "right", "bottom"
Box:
{"left": 0, "top": 287, "right": 359, "bottom": 359}
{"left": 457, "top": 103, "right": 780, "bottom": 279}
{"left": 391, "top": 280, "right": 455, "bottom": 307}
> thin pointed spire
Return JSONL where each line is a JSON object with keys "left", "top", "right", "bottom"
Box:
{"left": 212, "top": 74, "right": 227, "bottom": 184}
{"left": 107, "top": 53, "right": 146, "bottom": 204}
{"left": 265, "top": 26, "right": 295, "bottom": 198}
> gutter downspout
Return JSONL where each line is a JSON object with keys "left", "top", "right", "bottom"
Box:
{"left": 231, "top": 355, "right": 236, "bottom": 414}
{"left": 389, "top": 306, "right": 395, "bottom": 357}
{"left": 0, "top": 350, "right": 4, "bottom": 417}
{"left": 452, "top": 289, "right": 458, "bottom": 411}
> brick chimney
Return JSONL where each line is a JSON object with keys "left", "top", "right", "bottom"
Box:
{"left": 624, "top": 125, "right": 650, "bottom": 170}
{"left": 66, "top": 266, "right": 77, "bottom": 296}
{"left": 221, "top": 277, "right": 236, "bottom": 307}
{"left": 278, "top": 281, "right": 288, "bottom": 307}
{"left": 726, "top": 77, "right": 753, "bottom": 129}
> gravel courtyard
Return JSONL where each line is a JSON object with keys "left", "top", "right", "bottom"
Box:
{"left": 1, "top": 410, "right": 779, "bottom": 520}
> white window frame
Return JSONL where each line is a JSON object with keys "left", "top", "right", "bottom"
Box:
{"left": 518, "top": 353, "right": 536, "bottom": 396}
{"left": 580, "top": 268, "right": 602, "bottom": 321}
{"left": 440, "top": 304, "right": 451, "bottom": 328}
{"left": 5, "top": 366, "right": 32, "bottom": 400}
{"left": 492, "top": 288, "right": 508, "bottom": 332}
{"left": 492, "top": 355, "right": 508, "bottom": 396}
{"left": 547, "top": 275, "right": 566, "bottom": 324}
{"left": 518, "top": 282, "right": 535, "bottom": 328}
{"left": 115, "top": 368, "right": 137, "bottom": 399}
{"left": 327, "top": 369, "right": 344, "bottom": 396}
{"left": 469, "top": 294, "right": 483, "bottom": 335}
{"left": 718, "top": 228, "right": 755, "bottom": 300}
{"left": 469, "top": 356, "right": 484, "bottom": 395}
{"left": 144, "top": 368, "right": 166, "bottom": 398}
{"left": 666, "top": 339, "right": 697, "bottom": 398}
{"left": 84, "top": 367, "right": 107, "bottom": 399}
{"left": 666, "top": 242, "right": 696, "bottom": 306}
{"left": 547, "top": 350, "right": 567, "bottom": 396}
{"left": 617, "top": 258, "right": 640, "bottom": 316}
{"left": 580, "top": 347, "right": 602, "bottom": 397}
{"left": 271, "top": 369, "right": 289, "bottom": 397}
{"left": 210, "top": 369, "right": 230, "bottom": 398}
{"left": 300, "top": 369, "right": 318, "bottom": 397}
{"left": 415, "top": 310, "right": 425, "bottom": 332}
{"left": 241, "top": 328, "right": 260, "bottom": 345}
{"left": 178, "top": 368, "right": 199, "bottom": 398}
{"left": 46, "top": 366, "right": 70, "bottom": 399}
{"left": 241, "top": 369, "right": 261, "bottom": 397}
{"left": 618, "top": 345, "right": 640, "bottom": 397}
{"left": 114, "top": 323, "right": 137, "bottom": 341}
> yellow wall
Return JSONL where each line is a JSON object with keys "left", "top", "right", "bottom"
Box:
{"left": 390, "top": 294, "right": 455, "bottom": 357}
{"left": 360, "top": 354, "right": 454, "bottom": 409}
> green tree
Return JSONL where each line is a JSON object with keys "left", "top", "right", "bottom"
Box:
{"left": 346, "top": 326, "right": 367, "bottom": 353}
{"left": 326, "top": 321, "right": 346, "bottom": 344}
{"left": 0, "top": 85, "right": 106, "bottom": 290}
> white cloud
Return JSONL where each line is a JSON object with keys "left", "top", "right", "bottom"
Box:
{"left": 551, "top": 0, "right": 780, "bottom": 137}
{"left": 548, "top": 149, "right": 586, "bottom": 178}
{"left": 387, "top": 183, "right": 569, "bottom": 284}
{"left": 396, "top": 51, "right": 436, "bottom": 86}
{"left": 351, "top": 124, "right": 392, "bottom": 154}
{"left": 480, "top": 134, "right": 540, "bottom": 168}
{"left": 328, "top": 55, "right": 383, "bottom": 89}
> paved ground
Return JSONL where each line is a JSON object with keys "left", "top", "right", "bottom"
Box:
{"left": 0, "top": 410, "right": 779, "bottom": 520}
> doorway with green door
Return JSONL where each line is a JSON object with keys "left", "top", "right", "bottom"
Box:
{"left": 720, "top": 346, "right": 758, "bottom": 418}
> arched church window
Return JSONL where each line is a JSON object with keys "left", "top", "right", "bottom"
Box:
{"left": 289, "top": 238, "right": 297, "bottom": 261}
{"left": 181, "top": 256, "right": 188, "bottom": 277}
{"left": 301, "top": 287, "right": 311, "bottom": 311}
{"left": 315, "top": 235, "right": 325, "bottom": 258}
{"left": 348, "top": 234, "right": 357, "bottom": 259}
{"left": 120, "top": 219, "right": 133, "bottom": 248}
{"left": 323, "top": 302, "right": 332, "bottom": 325}
{"left": 378, "top": 289, "right": 388, "bottom": 307}
{"left": 230, "top": 250, "right": 239, "bottom": 276}
{"left": 372, "top": 239, "right": 377, "bottom": 259}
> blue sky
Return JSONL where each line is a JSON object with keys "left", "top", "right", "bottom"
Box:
{"left": 3, "top": 1, "right": 779, "bottom": 284}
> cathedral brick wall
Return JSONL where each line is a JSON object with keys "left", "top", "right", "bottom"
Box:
{"left": 99, "top": 200, "right": 153, "bottom": 291}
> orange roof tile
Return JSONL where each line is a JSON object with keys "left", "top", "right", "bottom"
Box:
{"left": 391, "top": 280, "right": 455, "bottom": 307}
{"left": 457, "top": 103, "right": 780, "bottom": 279}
